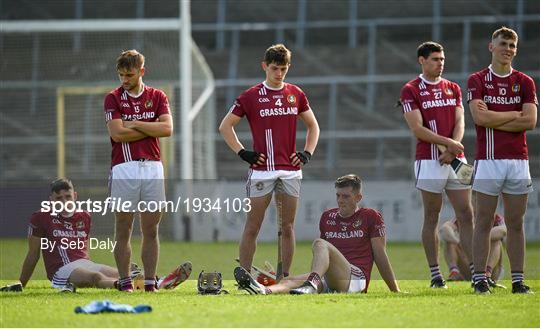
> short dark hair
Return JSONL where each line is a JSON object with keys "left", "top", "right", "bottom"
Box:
{"left": 263, "top": 44, "right": 291, "bottom": 65}
{"left": 417, "top": 41, "right": 444, "bottom": 59}
{"left": 492, "top": 26, "right": 518, "bottom": 42}
{"left": 116, "top": 49, "right": 145, "bottom": 71}
{"left": 50, "top": 178, "right": 74, "bottom": 194}
{"left": 334, "top": 174, "right": 362, "bottom": 193}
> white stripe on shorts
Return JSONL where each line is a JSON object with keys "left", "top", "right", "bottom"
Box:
{"left": 245, "top": 169, "right": 253, "bottom": 198}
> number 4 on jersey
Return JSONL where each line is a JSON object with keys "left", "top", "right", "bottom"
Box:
{"left": 275, "top": 98, "right": 282, "bottom": 107}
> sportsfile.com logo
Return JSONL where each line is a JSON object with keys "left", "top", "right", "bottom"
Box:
{"left": 40, "top": 197, "right": 252, "bottom": 215}
{"left": 41, "top": 197, "right": 138, "bottom": 215}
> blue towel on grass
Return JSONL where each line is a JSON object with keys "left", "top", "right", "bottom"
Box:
{"left": 75, "top": 300, "right": 152, "bottom": 314}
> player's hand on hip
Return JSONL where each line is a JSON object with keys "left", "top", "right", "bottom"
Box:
{"left": 438, "top": 150, "right": 455, "bottom": 165}
{"left": 254, "top": 153, "right": 267, "bottom": 167}
{"left": 238, "top": 149, "right": 266, "bottom": 166}
{"left": 290, "top": 151, "right": 311, "bottom": 167}
{"left": 445, "top": 140, "right": 464, "bottom": 156}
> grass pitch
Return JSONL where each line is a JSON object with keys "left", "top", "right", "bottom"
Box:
{"left": 1, "top": 239, "right": 539, "bottom": 327}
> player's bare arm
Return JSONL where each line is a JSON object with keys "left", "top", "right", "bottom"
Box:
{"left": 404, "top": 109, "right": 464, "bottom": 155}
{"left": 469, "top": 99, "right": 521, "bottom": 128}
{"left": 439, "top": 221, "right": 460, "bottom": 244}
{"left": 493, "top": 103, "right": 537, "bottom": 132}
{"left": 18, "top": 236, "right": 41, "bottom": 287}
{"left": 107, "top": 119, "right": 148, "bottom": 143}
{"left": 290, "top": 110, "right": 320, "bottom": 166}
{"left": 219, "top": 112, "right": 246, "bottom": 153}
{"left": 490, "top": 225, "right": 507, "bottom": 241}
{"left": 452, "top": 106, "right": 465, "bottom": 143}
{"left": 298, "top": 109, "right": 320, "bottom": 154}
{"left": 371, "top": 236, "right": 400, "bottom": 292}
{"left": 124, "top": 114, "right": 173, "bottom": 137}
{"left": 219, "top": 112, "right": 266, "bottom": 166}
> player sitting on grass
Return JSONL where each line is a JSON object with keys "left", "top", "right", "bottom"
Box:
{"left": 17, "top": 178, "right": 191, "bottom": 292}
{"left": 439, "top": 213, "right": 506, "bottom": 289}
{"left": 234, "top": 174, "right": 401, "bottom": 294}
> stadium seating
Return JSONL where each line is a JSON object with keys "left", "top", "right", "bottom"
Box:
{"left": 1, "top": 0, "right": 539, "bottom": 182}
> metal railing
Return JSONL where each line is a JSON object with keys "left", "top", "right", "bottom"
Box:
{"left": 2, "top": 1, "right": 539, "bottom": 178}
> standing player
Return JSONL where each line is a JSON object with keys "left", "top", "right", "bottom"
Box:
{"left": 439, "top": 213, "right": 506, "bottom": 288}
{"left": 400, "top": 42, "right": 474, "bottom": 288}
{"left": 219, "top": 44, "right": 320, "bottom": 278}
{"left": 104, "top": 50, "right": 173, "bottom": 292}
{"left": 467, "top": 27, "right": 537, "bottom": 294}
{"left": 234, "top": 174, "right": 400, "bottom": 295}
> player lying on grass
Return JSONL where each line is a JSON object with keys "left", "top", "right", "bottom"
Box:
{"left": 234, "top": 174, "right": 401, "bottom": 294}
{"left": 439, "top": 213, "right": 506, "bottom": 288}
{"left": 17, "top": 178, "right": 191, "bottom": 292}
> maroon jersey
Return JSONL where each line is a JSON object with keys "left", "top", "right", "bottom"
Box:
{"left": 103, "top": 85, "right": 171, "bottom": 166}
{"left": 230, "top": 82, "right": 311, "bottom": 171}
{"left": 467, "top": 66, "right": 538, "bottom": 160}
{"left": 400, "top": 76, "right": 464, "bottom": 160}
{"left": 28, "top": 211, "right": 91, "bottom": 280}
{"left": 319, "top": 207, "right": 386, "bottom": 290}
